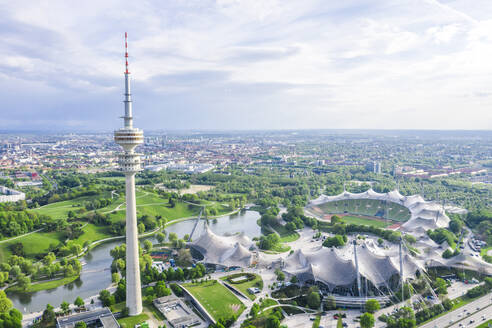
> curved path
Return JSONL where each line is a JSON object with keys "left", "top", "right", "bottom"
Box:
{"left": 259, "top": 304, "right": 314, "bottom": 314}
{"left": 0, "top": 228, "right": 45, "bottom": 244}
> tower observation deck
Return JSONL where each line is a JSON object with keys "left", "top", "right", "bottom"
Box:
{"left": 114, "top": 32, "right": 143, "bottom": 316}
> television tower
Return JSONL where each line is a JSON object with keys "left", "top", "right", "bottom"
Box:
{"left": 114, "top": 32, "right": 143, "bottom": 316}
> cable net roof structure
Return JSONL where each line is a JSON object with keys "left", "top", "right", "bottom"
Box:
{"left": 308, "top": 189, "right": 450, "bottom": 232}
{"left": 189, "top": 224, "right": 256, "bottom": 267}
{"left": 282, "top": 241, "right": 423, "bottom": 291}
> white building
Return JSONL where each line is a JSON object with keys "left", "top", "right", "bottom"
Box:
{"left": 0, "top": 186, "right": 25, "bottom": 203}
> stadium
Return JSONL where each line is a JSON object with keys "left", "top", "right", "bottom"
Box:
{"left": 307, "top": 189, "right": 450, "bottom": 233}
{"left": 187, "top": 188, "right": 492, "bottom": 307}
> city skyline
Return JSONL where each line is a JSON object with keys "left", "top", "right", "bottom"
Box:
{"left": 1, "top": 0, "right": 492, "bottom": 131}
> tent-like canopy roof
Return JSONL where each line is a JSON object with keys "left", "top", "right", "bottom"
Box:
{"left": 308, "top": 189, "right": 450, "bottom": 232}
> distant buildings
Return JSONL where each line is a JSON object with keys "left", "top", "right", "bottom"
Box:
{"left": 146, "top": 163, "right": 215, "bottom": 174}
{"left": 0, "top": 186, "right": 25, "bottom": 203}
{"left": 366, "top": 161, "right": 382, "bottom": 174}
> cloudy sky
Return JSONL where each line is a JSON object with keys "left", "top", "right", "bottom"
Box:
{"left": 1, "top": 0, "right": 492, "bottom": 131}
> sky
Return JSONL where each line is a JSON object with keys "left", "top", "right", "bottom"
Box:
{"left": 1, "top": 0, "right": 492, "bottom": 131}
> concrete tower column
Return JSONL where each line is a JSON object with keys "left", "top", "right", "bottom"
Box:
{"left": 114, "top": 33, "right": 144, "bottom": 316}
{"left": 125, "top": 172, "right": 142, "bottom": 315}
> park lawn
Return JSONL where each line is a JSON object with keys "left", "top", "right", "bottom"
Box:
{"left": 110, "top": 302, "right": 127, "bottom": 313}
{"left": 340, "top": 215, "right": 391, "bottom": 228}
{"left": 270, "top": 243, "right": 291, "bottom": 253}
{"left": 221, "top": 274, "right": 263, "bottom": 300}
{"left": 6, "top": 275, "right": 79, "bottom": 293}
{"left": 0, "top": 230, "right": 64, "bottom": 261}
{"left": 182, "top": 280, "right": 245, "bottom": 322}
{"left": 33, "top": 192, "right": 114, "bottom": 219}
{"left": 117, "top": 313, "right": 149, "bottom": 328}
{"left": 271, "top": 223, "right": 300, "bottom": 243}
{"left": 260, "top": 298, "right": 278, "bottom": 310}
{"left": 72, "top": 223, "right": 113, "bottom": 246}
{"left": 480, "top": 246, "right": 491, "bottom": 257}
{"left": 109, "top": 201, "right": 201, "bottom": 224}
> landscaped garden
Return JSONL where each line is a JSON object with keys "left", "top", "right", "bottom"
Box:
{"left": 221, "top": 272, "right": 263, "bottom": 300}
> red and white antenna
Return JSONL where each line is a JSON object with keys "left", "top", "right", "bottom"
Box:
{"left": 125, "top": 32, "right": 130, "bottom": 74}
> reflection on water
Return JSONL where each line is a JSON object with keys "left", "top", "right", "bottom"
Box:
{"left": 9, "top": 210, "right": 260, "bottom": 313}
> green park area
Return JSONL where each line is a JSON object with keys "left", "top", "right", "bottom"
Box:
{"left": 0, "top": 189, "right": 232, "bottom": 262}
{"left": 221, "top": 273, "right": 263, "bottom": 300}
{"left": 0, "top": 230, "right": 64, "bottom": 262}
{"left": 117, "top": 313, "right": 149, "bottom": 328}
{"left": 6, "top": 275, "right": 79, "bottom": 293}
{"left": 182, "top": 280, "right": 245, "bottom": 322}
{"left": 32, "top": 191, "right": 115, "bottom": 219}
{"left": 340, "top": 215, "right": 391, "bottom": 228}
{"left": 271, "top": 223, "right": 300, "bottom": 243}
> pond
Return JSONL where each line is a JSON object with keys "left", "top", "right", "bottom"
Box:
{"left": 9, "top": 210, "right": 261, "bottom": 314}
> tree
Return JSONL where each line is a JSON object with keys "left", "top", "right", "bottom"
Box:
{"left": 266, "top": 315, "right": 280, "bottom": 328}
{"left": 74, "top": 296, "right": 84, "bottom": 308}
{"left": 61, "top": 301, "right": 70, "bottom": 313}
{"left": 290, "top": 276, "right": 298, "bottom": 284}
{"left": 307, "top": 291, "right": 321, "bottom": 309}
{"left": 325, "top": 296, "right": 336, "bottom": 310}
{"left": 43, "top": 252, "right": 56, "bottom": 265}
{"left": 331, "top": 215, "right": 342, "bottom": 224}
{"left": 360, "top": 312, "right": 375, "bottom": 328}
{"left": 433, "top": 277, "right": 448, "bottom": 295}
{"left": 16, "top": 274, "right": 30, "bottom": 291}
{"left": 155, "top": 281, "right": 171, "bottom": 297}
{"left": 449, "top": 219, "right": 462, "bottom": 234}
{"left": 99, "top": 290, "right": 114, "bottom": 307}
{"left": 41, "top": 304, "right": 55, "bottom": 325}
{"left": 0, "top": 291, "right": 13, "bottom": 313}
{"left": 365, "top": 299, "right": 380, "bottom": 313}
{"left": 442, "top": 249, "right": 453, "bottom": 258}
{"left": 143, "top": 240, "right": 153, "bottom": 253}
{"left": 322, "top": 235, "right": 345, "bottom": 248}
{"left": 75, "top": 322, "right": 87, "bottom": 328}
{"left": 249, "top": 303, "right": 260, "bottom": 319}
{"left": 156, "top": 232, "right": 165, "bottom": 243}
{"left": 168, "top": 232, "right": 178, "bottom": 242}
{"left": 112, "top": 272, "right": 121, "bottom": 284}
{"left": 138, "top": 223, "right": 146, "bottom": 234}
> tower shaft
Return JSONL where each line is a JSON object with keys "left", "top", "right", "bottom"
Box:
{"left": 114, "top": 32, "right": 143, "bottom": 316}
{"left": 125, "top": 173, "right": 142, "bottom": 314}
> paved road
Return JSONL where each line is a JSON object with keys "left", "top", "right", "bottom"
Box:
{"left": 420, "top": 293, "right": 492, "bottom": 328}
{"left": 452, "top": 306, "right": 491, "bottom": 328}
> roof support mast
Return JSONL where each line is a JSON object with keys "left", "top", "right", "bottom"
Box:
{"left": 399, "top": 236, "right": 404, "bottom": 302}
{"left": 353, "top": 240, "right": 362, "bottom": 306}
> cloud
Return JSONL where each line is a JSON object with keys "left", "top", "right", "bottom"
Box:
{"left": 0, "top": 0, "right": 491, "bottom": 131}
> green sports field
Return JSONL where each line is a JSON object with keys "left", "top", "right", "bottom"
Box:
{"left": 340, "top": 215, "right": 391, "bottom": 228}
{"left": 182, "top": 280, "right": 245, "bottom": 321}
